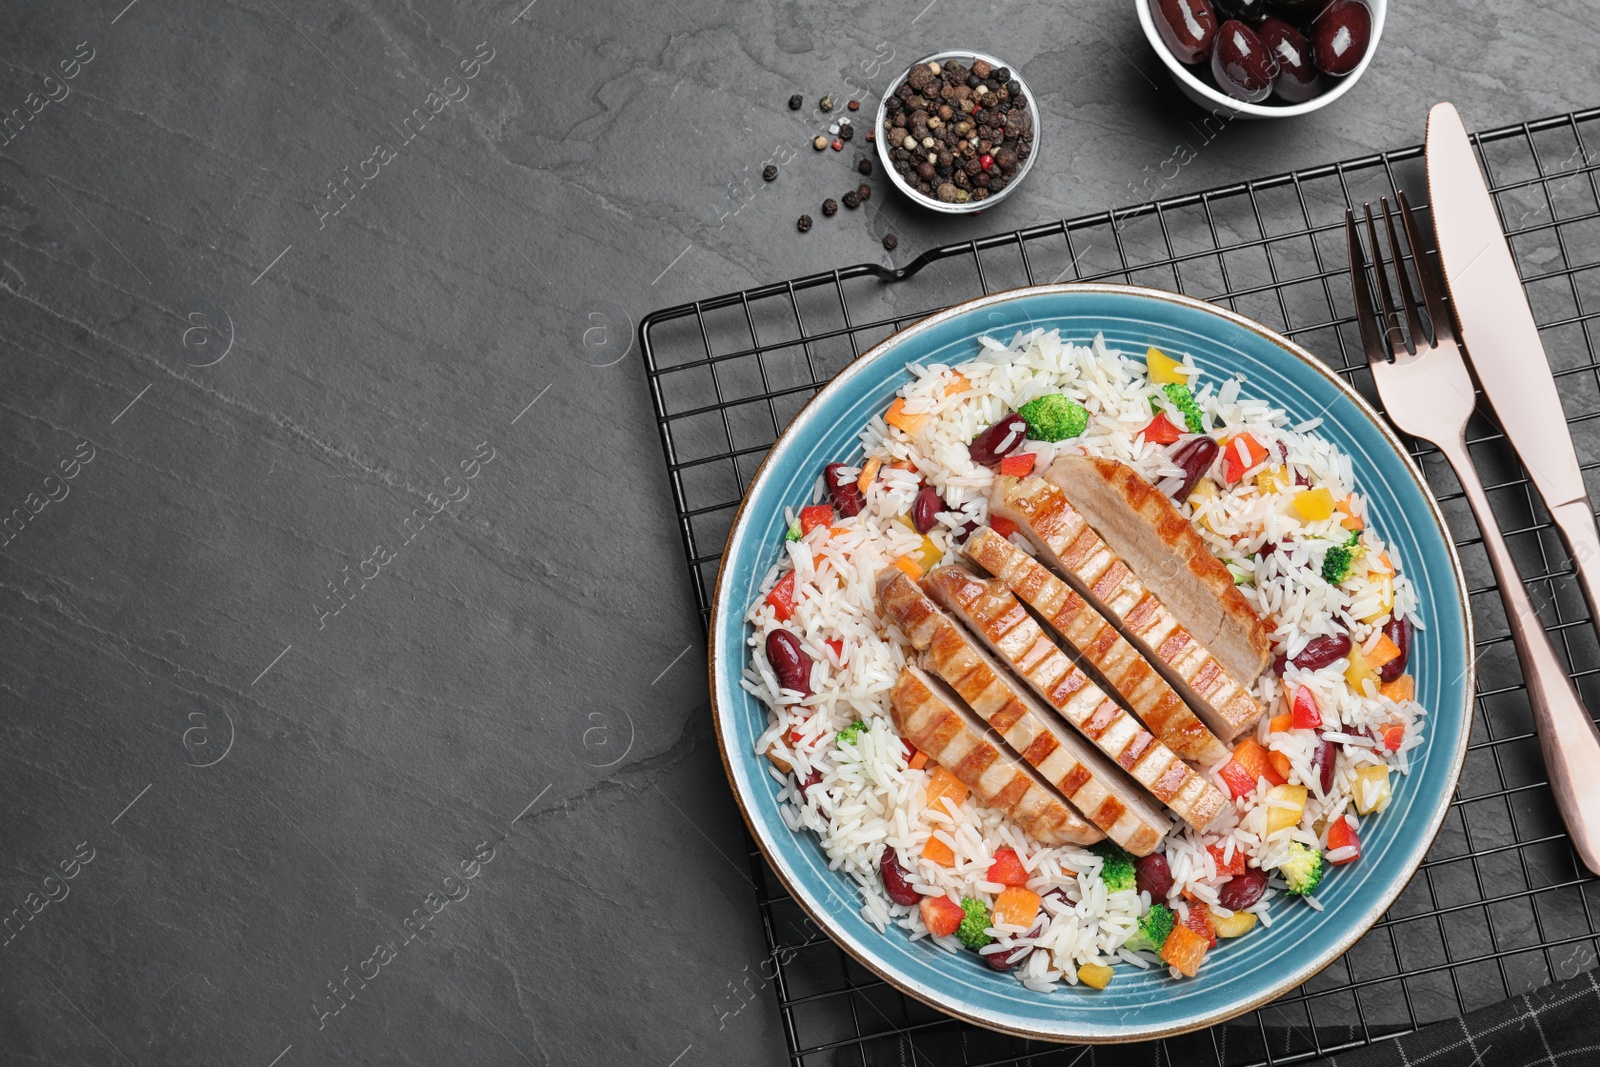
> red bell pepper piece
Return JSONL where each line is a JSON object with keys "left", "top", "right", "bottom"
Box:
{"left": 1140, "top": 412, "right": 1183, "bottom": 445}
{"left": 1380, "top": 722, "right": 1405, "bottom": 752}
{"left": 1291, "top": 685, "right": 1322, "bottom": 730}
{"left": 999, "top": 452, "right": 1037, "bottom": 477}
{"left": 799, "top": 504, "right": 834, "bottom": 536}
{"left": 920, "top": 896, "right": 965, "bottom": 938}
{"left": 987, "top": 847, "right": 1030, "bottom": 887}
{"left": 766, "top": 570, "right": 797, "bottom": 621}
{"left": 1217, "top": 759, "right": 1257, "bottom": 800}
{"left": 989, "top": 515, "right": 1019, "bottom": 539}
{"left": 1326, "top": 817, "right": 1361, "bottom": 864}
{"left": 825, "top": 637, "right": 845, "bottom": 661}
{"left": 1208, "top": 843, "right": 1247, "bottom": 877}
{"left": 1183, "top": 900, "right": 1218, "bottom": 949}
{"left": 1222, "top": 433, "right": 1269, "bottom": 484}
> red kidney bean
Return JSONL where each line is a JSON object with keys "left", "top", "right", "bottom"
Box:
{"left": 824, "top": 463, "right": 865, "bottom": 517}
{"left": 1218, "top": 867, "right": 1268, "bottom": 911}
{"left": 766, "top": 629, "right": 813, "bottom": 697}
{"left": 796, "top": 768, "right": 823, "bottom": 799}
{"left": 968, "top": 414, "right": 1028, "bottom": 466}
{"left": 1135, "top": 853, "right": 1175, "bottom": 900}
{"left": 985, "top": 917, "right": 1046, "bottom": 971}
{"left": 1212, "top": 20, "right": 1277, "bottom": 103}
{"left": 954, "top": 518, "right": 980, "bottom": 544}
{"left": 1259, "top": 16, "right": 1321, "bottom": 102}
{"left": 1169, "top": 436, "right": 1221, "bottom": 502}
{"left": 880, "top": 847, "right": 923, "bottom": 906}
{"left": 1272, "top": 653, "right": 1288, "bottom": 677}
{"left": 912, "top": 484, "right": 944, "bottom": 534}
{"left": 1312, "top": 0, "right": 1372, "bottom": 76}
{"left": 1153, "top": 0, "right": 1219, "bottom": 64}
{"left": 1312, "top": 733, "right": 1338, "bottom": 795}
{"left": 1259, "top": 541, "right": 1277, "bottom": 558}
{"left": 1290, "top": 633, "right": 1353, "bottom": 671}
{"left": 1379, "top": 618, "right": 1411, "bottom": 683}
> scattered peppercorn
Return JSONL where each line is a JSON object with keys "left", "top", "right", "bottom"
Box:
{"left": 820, "top": 95, "right": 835, "bottom": 112}
{"left": 842, "top": 191, "right": 860, "bottom": 209}
{"left": 865, "top": 129, "right": 875, "bottom": 143}
{"left": 830, "top": 139, "right": 843, "bottom": 151}
{"left": 797, "top": 214, "right": 813, "bottom": 233}
{"left": 822, "top": 198, "right": 838, "bottom": 216}
{"left": 812, "top": 135, "right": 828, "bottom": 151}
{"left": 847, "top": 98, "right": 860, "bottom": 111}
{"left": 857, "top": 158, "right": 873, "bottom": 175}
{"left": 882, "top": 233, "right": 898, "bottom": 250}
{"left": 762, "top": 163, "right": 778, "bottom": 181}
{"left": 838, "top": 122, "right": 854, "bottom": 142}
{"left": 788, "top": 94, "right": 803, "bottom": 110}
{"left": 857, "top": 183, "right": 872, "bottom": 201}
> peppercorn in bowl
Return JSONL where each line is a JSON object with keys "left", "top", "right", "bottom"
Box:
{"left": 875, "top": 52, "right": 1039, "bottom": 214}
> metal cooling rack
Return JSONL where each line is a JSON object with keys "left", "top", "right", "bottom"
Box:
{"left": 640, "top": 107, "right": 1600, "bottom": 1066}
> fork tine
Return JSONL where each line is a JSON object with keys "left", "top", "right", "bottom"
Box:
{"left": 1345, "top": 208, "right": 1387, "bottom": 365}
{"left": 1379, "top": 196, "right": 1429, "bottom": 347}
{"left": 1363, "top": 203, "right": 1410, "bottom": 359}
{"left": 1397, "top": 190, "right": 1456, "bottom": 343}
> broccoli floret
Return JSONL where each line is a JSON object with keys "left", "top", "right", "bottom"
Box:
{"left": 1162, "top": 383, "right": 1206, "bottom": 433}
{"left": 1320, "top": 530, "right": 1364, "bottom": 585}
{"left": 1018, "top": 393, "right": 1090, "bottom": 442}
{"left": 956, "top": 897, "right": 994, "bottom": 950}
{"left": 1090, "top": 840, "right": 1137, "bottom": 892}
{"left": 1121, "top": 903, "right": 1176, "bottom": 953}
{"left": 1278, "top": 841, "right": 1325, "bottom": 896}
{"left": 835, "top": 721, "right": 869, "bottom": 748}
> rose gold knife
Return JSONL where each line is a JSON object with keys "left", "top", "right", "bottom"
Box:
{"left": 1426, "top": 104, "right": 1600, "bottom": 638}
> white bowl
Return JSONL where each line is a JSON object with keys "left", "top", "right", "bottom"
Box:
{"left": 1133, "top": 0, "right": 1385, "bottom": 119}
{"left": 873, "top": 51, "right": 1040, "bottom": 214}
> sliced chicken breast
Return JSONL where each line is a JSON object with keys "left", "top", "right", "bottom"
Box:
{"left": 963, "top": 525, "right": 1230, "bottom": 766}
{"left": 890, "top": 666, "right": 1104, "bottom": 847}
{"left": 878, "top": 571, "right": 1171, "bottom": 854}
{"left": 992, "top": 472, "right": 1265, "bottom": 742}
{"left": 1041, "top": 455, "right": 1272, "bottom": 684}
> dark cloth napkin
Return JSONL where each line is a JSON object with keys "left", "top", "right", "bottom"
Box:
{"left": 1306, "top": 970, "right": 1600, "bottom": 1067}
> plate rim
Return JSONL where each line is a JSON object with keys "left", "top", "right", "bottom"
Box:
{"left": 703, "top": 281, "right": 1477, "bottom": 1043}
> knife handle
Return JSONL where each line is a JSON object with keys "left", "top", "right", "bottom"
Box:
{"left": 1548, "top": 499, "right": 1600, "bottom": 641}
{"left": 1442, "top": 437, "right": 1600, "bottom": 874}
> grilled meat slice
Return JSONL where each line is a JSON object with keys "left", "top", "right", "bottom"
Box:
{"left": 890, "top": 666, "right": 1104, "bottom": 846}
{"left": 964, "top": 525, "right": 1230, "bottom": 765}
{"left": 991, "top": 473, "right": 1265, "bottom": 741}
{"left": 878, "top": 570, "right": 1171, "bottom": 854}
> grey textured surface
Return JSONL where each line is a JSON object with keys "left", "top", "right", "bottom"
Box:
{"left": 0, "top": 1, "right": 1595, "bottom": 1065}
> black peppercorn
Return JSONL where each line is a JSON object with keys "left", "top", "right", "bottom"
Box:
{"left": 788, "top": 93, "right": 803, "bottom": 110}
{"left": 1006, "top": 79, "right": 1023, "bottom": 97}
{"left": 821, "top": 198, "right": 838, "bottom": 216}
{"left": 993, "top": 67, "right": 1011, "bottom": 82}
{"left": 858, "top": 183, "right": 871, "bottom": 201}
{"left": 882, "top": 233, "right": 898, "bottom": 250}
{"left": 839, "top": 123, "right": 854, "bottom": 142}
{"left": 842, "top": 191, "right": 860, "bottom": 209}
{"left": 885, "top": 95, "right": 903, "bottom": 113}
{"left": 857, "top": 158, "right": 872, "bottom": 175}
{"left": 762, "top": 163, "right": 778, "bottom": 181}
{"left": 796, "top": 214, "right": 813, "bottom": 233}
{"left": 820, "top": 95, "right": 835, "bottom": 112}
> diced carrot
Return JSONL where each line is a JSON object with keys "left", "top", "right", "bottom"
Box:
{"left": 889, "top": 459, "right": 917, "bottom": 471}
{"left": 1341, "top": 514, "right": 1365, "bottom": 531}
{"left": 1268, "top": 749, "right": 1293, "bottom": 782}
{"left": 1160, "top": 923, "right": 1210, "bottom": 977}
{"left": 894, "top": 554, "right": 924, "bottom": 580}
{"left": 1371, "top": 551, "right": 1395, "bottom": 576}
{"left": 857, "top": 456, "right": 884, "bottom": 494}
{"left": 1183, "top": 900, "right": 1218, "bottom": 948}
{"left": 1268, "top": 713, "right": 1292, "bottom": 733}
{"left": 920, "top": 894, "right": 964, "bottom": 934}
{"left": 884, "top": 398, "right": 929, "bottom": 435}
{"left": 987, "top": 847, "right": 1030, "bottom": 887}
{"left": 924, "top": 765, "right": 969, "bottom": 815}
{"left": 764, "top": 744, "right": 793, "bottom": 775}
{"left": 1217, "top": 759, "right": 1257, "bottom": 799}
{"left": 1337, "top": 495, "right": 1365, "bottom": 530}
{"left": 908, "top": 749, "right": 929, "bottom": 770}
{"left": 1379, "top": 673, "right": 1415, "bottom": 703}
{"left": 1000, "top": 452, "right": 1037, "bottom": 477}
{"left": 1327, "top": 816, "right": 1361, "bottom": 864}
{"left": 922, "top": 837, "right": 956, "bottom": 868}
{"left": 1208, "top": 843, "right": 1247, "bottom": 877}
{"left": 1366, "top": 634, "right": 1403, "bottom": 670}
{"left": 1232, "top": 737, "right": 1286, "bottom": 787}
{"left": 766, "top": 570, "right": 797, "bottom": 621}
{"left": 994, "top": 887, "right": 1042, "bottom": 929}
{"left": 989, "top": 515, "right": 1019, "bottom": 539}
{"left": 800, "top": 505, "right": 834, "bottom": 536}
{"left": 945, "top": 370, "right": 972, "bottom": 395}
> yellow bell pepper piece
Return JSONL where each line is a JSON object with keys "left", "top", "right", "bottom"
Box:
{"left": 1213, "top": 910, "right": 1258, "bottom": 939}
{"left": 1344, "top": 644, "right": 1380, "bottom": 694}
{"left": 914, "top": 534, "right": 942, "bottom": 572}
{"left": 1145, "top": 347, "right": 1192, "bottom": 384}
{"left": 1354, "top": 765, "right": 1392, "bottom": 814}
{"left": 1265, "top": 783, "right": 1308, "bottom": 834}
{"left": 1188, "top": 476, "right": 1222, "bottom": 532}
{"left": 1256, "top": 466, "right": 1290, "bottom": 495}
{"left": 1359, "top": 575, "right": 1395, "bottom": 624}
{"left": 1294, "top": 487, "right": 1335, "bottom": 521}
{"left": 944, "top": 370, "right": 972, "bottom": 395}
{"left": 1077, "top": 963, "right": 1114, "bottom": 989}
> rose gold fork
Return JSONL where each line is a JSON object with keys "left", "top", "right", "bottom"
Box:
{"left": 1347, "top": 193, "right": 1600, "bottom": 874}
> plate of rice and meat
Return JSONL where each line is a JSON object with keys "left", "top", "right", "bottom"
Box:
{"left": 706, "top": 283, "right": 1472, "bottom": 1042}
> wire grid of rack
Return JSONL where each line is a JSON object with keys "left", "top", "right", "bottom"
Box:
{"left": 640, "top": 107, "right": 1600, "bottom": 1066}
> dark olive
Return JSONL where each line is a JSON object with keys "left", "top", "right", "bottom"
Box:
{"left": 1290, "top": 632, "right": 1352, "bottom": 671}
{"left": 968, "top": 413, "right": 1028, "bottom": 466}
{"left": 1169, "top": 436, "right": 1221, "bottom": 502}
{"left": 1379, "top": 617, "right": 1411, "bottom": 683}
{"left": 1135, "top": 853, "right": 1175, "bottom": 900}
{"left": 1153, "top": 0, "right": 1219, "bottom": 64}
{"left": 1212, "top": 0, "right": 1268, "bottom": 20}
{"left": 912, "top": 484, "right": 944, "bottom": 534}
{"left": 766, "top": 629, "right": 814, "bottom": 696}
{"left": 1259, "top": 16, "right": 1321, "bottom": 102}
{"left": 1218, "top": 867, "right": 1268, "bottom": 910}
{"left": 1212, "top": 20, "right": 1278, "bottom": 102}
{"left": 1311, "top": 0, "right": 1371, "bottom": 76}
{"left": 880, "top": 847, "right": 923, "bottom": 905}
{"left": 1311, "top": 733, "right": 1338, "bottom": 795}
{"left": 824, "top": 462, "right": 865, "bottom": 517}
{"left": 1270, "top": 0, "right": 1331, "bottom": 15}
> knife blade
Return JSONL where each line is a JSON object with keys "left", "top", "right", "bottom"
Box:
{"left": 1426, "top": 102, "right": 1600, "bottom": 621}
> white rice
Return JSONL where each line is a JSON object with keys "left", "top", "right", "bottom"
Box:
{"left": 743, "top": 328, "right": 1427, "bottom": 988}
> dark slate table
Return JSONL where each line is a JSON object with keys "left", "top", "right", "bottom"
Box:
{"left": 1, "top": 2, "right": 1595, "bottom": 1065}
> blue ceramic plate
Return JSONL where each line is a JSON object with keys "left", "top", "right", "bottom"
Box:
{"left": 706, "top": 284, "right": 1473, "bottom": 1042}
